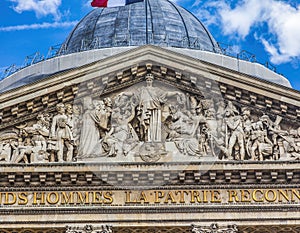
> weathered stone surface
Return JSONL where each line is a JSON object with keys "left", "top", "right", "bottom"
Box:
{"left": 0, "top": 37, "right": 300, "bottom": 233}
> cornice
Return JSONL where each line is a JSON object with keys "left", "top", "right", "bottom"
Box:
{"left": 1, "top": 45, "right": 300, "bottom": 107}
{"left": 0, "top": 162, "right": 299, "bottom": 187}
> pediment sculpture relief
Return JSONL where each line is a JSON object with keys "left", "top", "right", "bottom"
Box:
{"left": 0, "top": 73, "right": 300, "bottom": 164}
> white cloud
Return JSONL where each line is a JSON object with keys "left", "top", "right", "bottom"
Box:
{"left": 0, "top": 21, "right": 78, "bottom": 32}
{"left": 260, "top": 38, "right": 290, "bottom": 64}
{"left": 217, "top": 0, "right": 266, "bottom": 38}
{"left": 196, "top": 0, "right": 300, "bottom": 64}
{"left": 9, "top": 0, "right": 62, "bottom": 20}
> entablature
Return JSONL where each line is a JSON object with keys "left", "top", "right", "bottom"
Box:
{"left": 1, "top": 46, "right": 300, "bottom": 176}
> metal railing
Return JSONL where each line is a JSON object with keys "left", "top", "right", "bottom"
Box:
{"left": 0, "top": 39, "right": 279, "bottom": 80}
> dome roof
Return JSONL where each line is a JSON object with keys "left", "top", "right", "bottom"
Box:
{"left": 0, "top": 0, "right": 292, "bottom": 92}
{"left": 62, "top": 0, "right": 221, "bottom": 54}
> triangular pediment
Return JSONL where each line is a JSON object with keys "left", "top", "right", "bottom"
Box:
{"left": 0, "top": 45, "right": 300, "bottom": 165}
{"left": 1, "top": 45, "right": 300, "bottom": 232}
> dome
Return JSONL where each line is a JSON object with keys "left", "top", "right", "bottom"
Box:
{"left": 0, "top": 0, "right": 292, "bottom": 92}
{"left": 62, "top": 0, "right": 221, "bottom": 54}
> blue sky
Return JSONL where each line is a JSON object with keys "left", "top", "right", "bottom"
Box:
{"left": 0, "top": 0, "right": 299, "bottom": 90}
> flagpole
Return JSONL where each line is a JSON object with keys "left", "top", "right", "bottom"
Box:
{"left": 145, "top": 0, "right": 148, "bottom": 44}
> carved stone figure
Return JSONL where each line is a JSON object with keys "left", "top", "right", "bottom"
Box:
{"left": 260, "top": 115, "right": 288, "bottom": 160}
{"left": 280, "top": 128, "right": 300, "bottom": 159}
{"left": 241, "top": 107, "right": 253, "bottom": 160}
{"left": 204, "top": 105, "right": 226, "bottom": 158}
{"left": 0, "top": 141, "right": 12, "bottom": 162}
{"left": 224, "top": 102, "right": 245, "bottom": 160}
{"left": 13, "top": 137, "right": 32, "bottom": 164}
{"left": 167, "top": 104, "right": 192, "bottom": 139}
{"left": 104, "top": 94, "right": 139, "bottom": 157}
{"left": 0, "top": 132, "right": 18, "bottom": 163}
{"left": 168, "top": 104, "right": 202, "bottom": 156}
{"left": 34, "top": 114, "right": 50, "bottom": 148}
{"left": 94, "top": 99, "right": 111, "bottom": 138}
{"left": 198, "top": 132, "right": 209, "bottom": 156}
{"left": 78, "top": 97, "right": 103, "bottom": 158}
{"left": 19, "top": 113, "right": 51, "bottom": 163}
{"left": 50, "top": 103, "right": 74, "bottom": 162}
{"left": 137, "top": 73, "right": 184, "bottom": 143}
{"left": 138, "top": 73, "right": 167, "bottom": 142}
{"left": 72, "top": 104, "right": 82, "bottom": 146}
{"left": 250, "top": 121, "right": 273, "bottom": 161}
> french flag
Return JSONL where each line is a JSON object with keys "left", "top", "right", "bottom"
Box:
{"left": 91, "top": 0, "right": 143, "bottom": 7}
